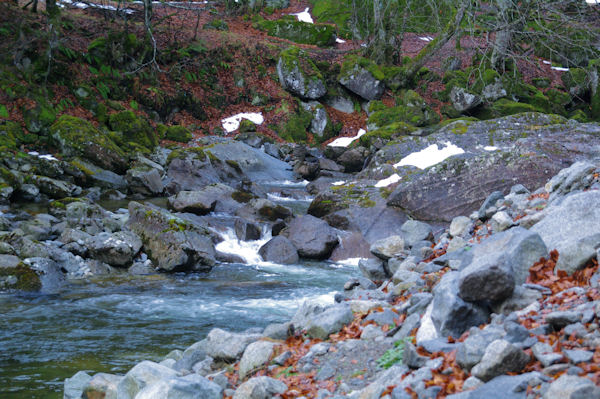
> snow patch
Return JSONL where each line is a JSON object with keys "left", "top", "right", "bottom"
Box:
{"left": 586, "top": 0, "right": 599, "bottom": 5}
{"left": 60, "top": 0, "right": 135, "bottom": 14}
{"left": 327, "top": 129, "right": 366, "bottom": 147}
{"left": 28, "top": 151, "right": 59, "bottom": 161}
{"left": 374, "top": 174, "right": 401, "bottom": 188}
{"left": 551, "top": 66, "right": 569, "bottom": 72}
{"left": 483, "top": 146, "right": 498, "bottom": 151}
{"left": 394, "top": 141, "right": 464, "bottom": 170}
{"left": 416, "top": 303, "right": 438, "bottom": 344}
{"left": 221, "top": 112, "right": 264, "bottom": 133}
{"left": 419, "top": 36, "right": 434, "bottom": 42}
{"left": 336, "top": 38, "right": 346, "bottom": 44}
{"left": 291, "top": 7, "right": 314, "bottom": 24}
{"left": 331, "top": 181, "right": 345, "bottom": 186}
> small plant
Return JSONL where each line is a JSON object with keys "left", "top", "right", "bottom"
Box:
{"left": 377, "top": 337, "right": 413, "bottom": 369}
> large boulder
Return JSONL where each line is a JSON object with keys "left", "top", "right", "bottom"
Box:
{"left": 204, "top": 328, "right": 262, "bottom": 362}
{"left": 458, "top": 227, "right": 548, "bottom": 302}
{"left": 305, "top": 304, "right": 353, "bottom": 340}
{"left": 239, "top": 341, "right": 278, "bottom": 380}
{"left": 543, "top": 375, "right": 600, "bottom": 399}
{"left": 82, "top": 373, "right": 122, "bottom": 399}
{"left": 282, "top": 215, "right": 338, "bottom": 259}
{"left": 127, "top": 202, "right": 215, "bottom": 272}
{"left": 134, "top": 374, "right": 222, "bottom": 399}
{"left": 258, "top": 236, "right": 299, "bottom": 264}
{"left": 471, "top": 339, "right": 529, "bottom": 382}
{"left": 64, "top": 371, "right": 92, "bottom": 399}
{"left": 338, "top": 56, "right": 385, "bottom": 100}
{"left": 116, "top": 361, "right": 178, "bottom": 399}
{"left": 378, "top": 113, "right": 600, "bottom": 222}
{"left": 277, "top": 47, "right": 327, "bottom": 100}
{"left": 431, "top": 272, "right": 489, "bottom": 338}
{"left": 257, "top": 16, "right": 336, "bottom": 47}
{"left": 87, "top": 230, "right": 143, "bottom": 267}
{"left": 26, "top": 175, "right": 81, "bottom": 199}
{"left": 50, "top": 115, "right": 128, "bottom": 174}
{"left": 72, "top": 159, "right": 128, "bottom": 190}
{"left": 532, "top": 190, "right": 600, "bottom": 274}
{"left": 126, "top": 163, "right": 164, "bottom": 196}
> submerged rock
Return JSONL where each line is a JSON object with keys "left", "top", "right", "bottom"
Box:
{"left": 282, "top": 215, "right": 338, "bottom": 259}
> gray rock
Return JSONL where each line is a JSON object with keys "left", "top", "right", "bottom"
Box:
{"left": 233, "top": 376, "right": 287, "bottom": 399}
{"left": 360, "top": 324, "right": 384, "bottom": 340}
{"left": 431, "top": 272, "right": 490, "bottom": 338}
{"left": 450, "top": 87, "right": 482, "bottom": 112}
{"left": 479, "top": 191, "right": 504, "bottom": 220}
{"left": 490, "top": 211, "right": 514, "bottom": 232}
{"left": 458, "top": 227, "right": 548, "bottom": 302}
{"left": 543, "top": 374, "right": 600, "bottom": 399}
{"left": 127, "top": 202, "right": 215, "bottom": 272}
{"left": 366, "top": 308, "right": 399, "bottom": 327}
{"left": 391, "top": 270, "right": 422, "bottom": 290}
{"left": 457, "top": 329, "right": 505, "bottom": 371}
{"left": 545, "top": 311, "right": 580, "bottom": 330}
{"left": 116, "top": 361, "right": 178, "bottom": 399}
{"left": 235, "top": 219, "right": 261, "bottom": 241}
{"left": 23, "top": 257, "right": 65, "bottom": 293}
{"left": 449, "top": 216, "right": 471, "bottom": 238}
{"left": 173, "top": 340, "right": 207, "bottom": 372}
{"left": 339, "top": 63, "right": 385, "bottom": 100}
{"left": 400, "top": 220, "right": 433, "bottom": 247}
{"left": 28, "top": 175, "right": 82, "bottom": 199}
{"left": 168, "top": 190, "right": 217, "bottom": 215}
{"left": 74, "top": 159, "right": 128, "bottom": 190}
{"left": 545, "top": 161, "right": 596, "bottom": 200}
{"left": 64, "top": 371, "right": 92, "bottom": 399}
{"left": 236, "top": 198, "right": 292, "bottom": 223}
{"left": 403, "top": 342, "right": 428, "bottom": 369}
{"left": 370, "top": 235, "right": 405, "bottom": 260}
{"left": 82, "top": 373, "right": 121, "bottom": 399}
{"left": 291, "top": 301, "right": 327, "bottom": 331}
{"left": 564, "top": 349, "right": 593, "bottom": 364}
{"left": 239, "top": 341, "right": 277, "bottom": 379}
{"left": 306, "top": 304, "right": 353, "bottom": 340}
{"left": 134, "top": 374, "right": 222, "bottom": 399}
{"left": 471, "top": 339, "right": 529, "bottom": 382}
{"left": 258, "top": 236, "right": 298, "bottom": 264}
{"left": 282, "top": 215, "right": 338, "bottom": 259}
{"left": 532, "top": 190, "right": 600, "bottom": 274}
{"left": 301, "top": 101, "right": 330, "bottom": 139}
{"left": 263, "top": 322, "right": 292, "bottom": 340}
{"left": 358, "top": 258, "right": 388, "bottom": 281}
{"left": 0, "top": 254, "right": 21, "bottom": 268}
{"left": 87, "top": 231, "right": 142, "bottom": 267}
{"left": 204, "top": 328, "right": 261, "bottom": 362}
{"left": 126, "top": 165, "right": 164, "bottom": 196}
{"left": 450, "top": 372, "right": 542, "bottom": 399}
{"left": 492, "top": 285, "right": 543, "bottom": 315}
{"left": 277, "top": 52, "right": 327, "bottom": 100}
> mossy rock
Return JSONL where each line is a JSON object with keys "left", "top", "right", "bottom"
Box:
{"left": 23, "top": 103, "right": 56, "bottom": 134}
{"left": 569, "top": 109, "right": 589, "bottom": 122}
{"left": 338, "top": 55, "right": 386, "bottom": 100}
{"left": 340, "top": 55, "right": 385, "bottom": 81}
{"left": 477, "top": 99, "right": 545, "bottom": 119}
{"left": 0, "top": 121, "right": 21, "bottom": 149}
{"left": 50, "top": 115, "right": 128, "bottom": 173}
{"left": 108, "top": 111, "right": 158, "bottom": 150}
{"left": 238, "top": 119, "right": 257, "bottom": 133}
{"left": 358, "top": 122, "right": 416, "bottom": 148}
{"left": 532, "top": 77, "right": 551, "bottom": 89}
{"left": 367, "top": 90, "right": 439, "bottom": 128}
{"left": 277, "top": 46, "right": 327, "bottom": 100}
{"left": 0, "top": 262, "right": 42, "bottom": 291}
{"left": 165, "top": 125, "right": 193, "bottom": 143}
{"left": 166, "top": 146, "right": 209, "bottom": 165}
{"left": 256, "top": 16, "right": 336, "bottom": 47}
{"left": 88, "top": 31, "right": 148, "bottom": 68}
{"left": 561, "top": 68, "right": 590, "bottom": 97}
{"left": 276, "top": 106, "right": 313, "bottom": 142}
{"left": 312, "top": 0, "right": 352, "bottom": 38}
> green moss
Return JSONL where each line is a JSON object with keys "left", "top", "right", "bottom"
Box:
{"left": 0, "top": 263, "right": 41, "bottom": 291}
{"left": 70, "top": 159, "right": 95, "bottom": 176}
{"left": 358, "top": 122, "right": 416, "bottom": 147}
{"left": 569, "top": 109, "right": 589, "bottom": 122}
{"left": 532, "top": 77, "right": 551, "bottom": 89}
{"left": 238, "top": 119, "right": 256, "bottom": 133}
{"left": 562, "top": 68, "right": 588, "bottom": 92}
{"left": 166, "top": 146, "right": 208, "bottom": 164}
{"left": 165, "top": 125, "right": 193, "bottom": 143}
{"left": 203, "top": 19, "right": 229, "bottom": 31}
{"left": 0, "top": 121, "right": 20, "bottom": 149}
{"left": 157, "top": 124, "right": 168, "bottom": 139}
{"left": 279, "top": 46, "right": 325, "bottom": 93}
{"left": 478, "top": 99, "right": 544, "bottom": 119}
{"left": 108, "top": 111, "right": 158, "bottom": 150}
{"left": 231, "top": 190, "right": 254, "bottom": 203}
{"left": 162, "top": 217, "right": 192, "bottom": 233}
{"left": 277, "top": 105, "right": 312, "bottom": 142}
{"left": 339, "top": 55, "right": 385, "bottom": 82}
{"left": 367, "top": 91, "right": 439, "bottom": 128}
{"left": 311, "top": 0, "right": 352, "bottom": 38}
{"left": 256, "top": 16, "right": 336, "bottom": 47}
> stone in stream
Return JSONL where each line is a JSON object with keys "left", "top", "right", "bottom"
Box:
{"left": 82, "top": 372, "right": 122, "bottom": 399}
{"left": 134, "top": 374, "right": 222, "bottom": 399}
{"left": 127, "top": 202, "right": 215, "bottom": 272}
{"left": 126, "top": 163, "right": 164, "bottom": 196}
{"left": 531, "top": 190, "right": 600, "bottom": 274}
{"left": 234, "top": 218, "right": 262, "bottom": 241}
{"left": 232, "top": 376, "right": 287, "bottom": 399}
{"left": 238, "top": 341, "right": 278, "bottom": 379}
{"left": 23, "top": 257, "right": 65, "bottom": 293}
{"left": 116, "top": 361, "right": 178, "bottom": 399}
{"left": 168, "top": 190, "right": 217, "bottom": 215}
{"left": 204, "top": 328, "right": 262, "bottom": 362}
{"left": 471, "top": 339, "right": 529, "bottom": 382}
{"left": 370, "top": 235, "right": 405, "bottom": 260}
{"left": 282, "top": 215, "right": 338, "bottom": 259}
{"left": 87, "top": 230, "right": 142, "bottom": 267}
{"left": 305, "top": 304, "right": 353, "bottom": 340}
{"left": 258, "top": 236, "right": 299, "bottom": 265}
{"left": 358, "top": 258, "right": 388, "bottom": 281}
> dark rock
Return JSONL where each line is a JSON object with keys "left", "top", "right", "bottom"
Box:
{"left": 358, "top": 258, "right": 388, "bottom": 281}
{"left": 543, "top": 374, "right": 600, "bottom": 399}
{"left": 450, "top": 87, "right": 482, "bottom": 113}
{"left": 234, "top": 219, "right": 262, "bottom": 241}
{"left": 258, "top": 236, "right": 299, "bottom": 265}
{"left": 400, "top": 220, "right": 433, "bottom": 247}
{"left": 87, "top": 231, "right": 142, "bottom": 267}
{"left": 471, "top": 339, "right": 529, "bottom": 382}
{"left": 339, "top": 58, "right": 385, "bottom": 100}
{"left": 337, "top": 147, "right": 367, "bottom": 173}
{"left": 277, "top": 47, "right": 327, "bottom": 100}
{"left": 545, "top": 311, "right": 580, "bottom": 330}
{"left": 282, "top": 215, "right": 338, "bottom": 259}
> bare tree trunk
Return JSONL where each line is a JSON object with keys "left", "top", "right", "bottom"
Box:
{"left": 490, "top": 0, "right": 515, "bottom": 71}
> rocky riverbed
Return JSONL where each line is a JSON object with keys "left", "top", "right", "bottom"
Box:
{"left": 2, "top": 113, "right": 600, "bottom": 398}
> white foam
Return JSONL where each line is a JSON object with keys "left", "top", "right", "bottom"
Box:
{"left": 267, "top": 193, "right": 313, "bottom": 202}
{"left": 278, "top": 179, "right": 310, "bottom": 187}
{"left": 291, "top": 7, "right": 314, "bottom": 24}
{"left": 332, "top": 257, "right": 364, "bottom": 267}
{"left": 375, "top": 173, "right": 400, "bottom": 187}
{"left": 221, "top": 112, "right": 264, "bottom": 133}
{"left": 394, "top": 141, "right": 464, "bottom": 169}
{"left": 328, "top": 129, "right": 366, "bottom": 147}
{"left": 214, "top": 227, "right": 271, "bottom": 265}
{"left": 483, "top": 146, "right": 498, "bottom": 151}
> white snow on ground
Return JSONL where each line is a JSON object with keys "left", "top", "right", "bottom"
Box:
{"left": 542, "top": 60, "right": 570, "bottom": 71}
{"left": 221, "top": 112, "right": 264, "bottom": 133}
{"left": 328, "top": 129, "right": 366, "bottom": 147}
{"left": 586, "top": 0, "right": 599, "bottom": 5}
{"left": 28, "top": 151, "right": 59, "bottom": 161}
{"left": 336, "top": 38, "right": 346, "bottom": 44}
{"left": 418, "top": 36, "right": 434, "bottom": 42}
{"left": 332, "top": 181, "right": 345, "bottom": 186}
{"left": 291, "top": 7, "right": 314, "bottom": 24}
{"left": 484, "top": 146, "right": 498, "bottom": 151}
{"left": 394, "top": 141, "right": 465, "bottom": 169}
{"left": 375, "top": 173, "right": 401, "bottom": 188}
{"left": 60, "top": 0, "right": 135, "bottom": 14}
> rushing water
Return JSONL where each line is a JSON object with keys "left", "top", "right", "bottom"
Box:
{"left": 0, "top": 184, "right": 359, "bottom": 398}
